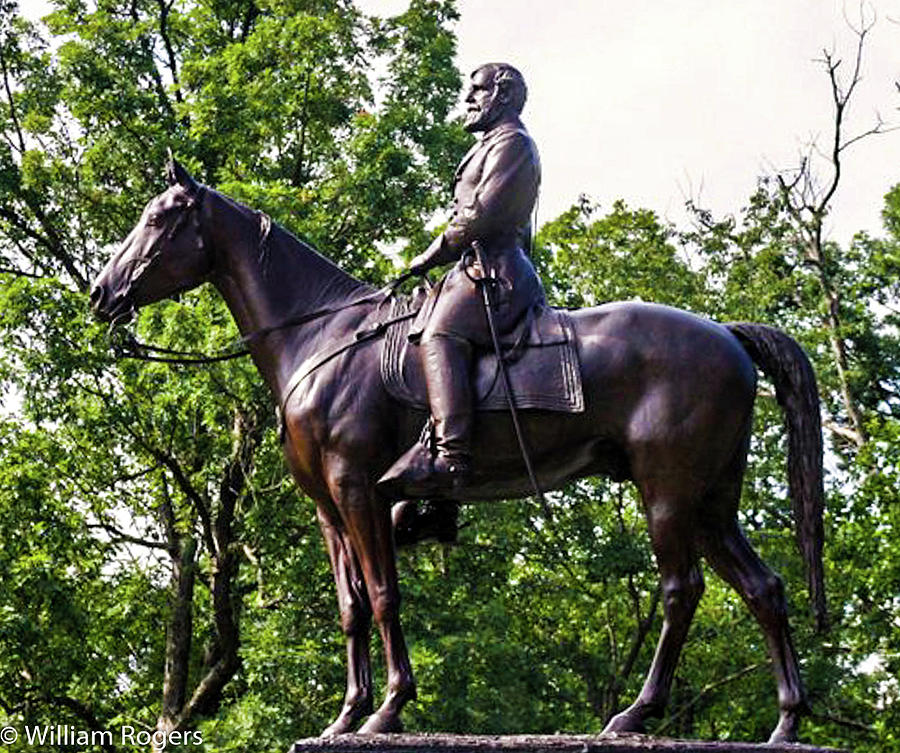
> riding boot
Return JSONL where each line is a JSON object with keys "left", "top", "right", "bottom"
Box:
{"left": 392, "top": 500, "right": 461, "bottom": 548}
{"left": 423, "top": 334, "right": 473, "bottom": 481}
{"left": 376, "top": 335, "right": 473, "bottom": 500}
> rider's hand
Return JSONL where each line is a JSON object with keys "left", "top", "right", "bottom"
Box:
{"left": 408, "top": 234, "right": 443, "bottom": 276}
{"left": 408, "top": 252, "right": 431, "bottom": 276}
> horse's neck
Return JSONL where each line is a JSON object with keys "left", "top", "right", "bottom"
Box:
{"left": 206, "top": 193, "right": 372, "bottom": 397}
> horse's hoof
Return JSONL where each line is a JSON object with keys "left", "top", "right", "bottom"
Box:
{"left": 320, "top": 702, "right": 371, "bottom": 736}
{"left": 320, "top": 718, "right": 355, "bottom": 737}
{"left": 320, "top": 720, "right": 355, "bottom": 737}
{"left": 767, "top": 713, "right": 800, "bottom": 744}
{"left": 358, "top": 711, "right": 403, "bottom": 734}
{"left": 602, "top": 710, "right": 647, "bottom": 735}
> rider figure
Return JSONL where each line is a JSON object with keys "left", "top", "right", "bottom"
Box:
{"left": 379, "top": 62, "right": 545, "bottom": 504}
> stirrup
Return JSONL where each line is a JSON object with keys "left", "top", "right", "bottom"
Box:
{"left": 377, "top": 443, "right": 470, "bottom": 500}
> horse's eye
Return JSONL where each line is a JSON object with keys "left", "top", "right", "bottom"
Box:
{"left": 146, "top": 213, "right": 163, "bottom": 226}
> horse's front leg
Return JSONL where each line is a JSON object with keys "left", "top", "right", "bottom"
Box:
{"left": 326, "top": 459, "right": 416, "bottom": 734}
{"left": 316, "top": 505, "right": 374, "bottom": 736}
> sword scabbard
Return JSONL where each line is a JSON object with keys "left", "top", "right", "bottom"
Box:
{"left": 469, "top": 241, "right": 550, "bottom": 517}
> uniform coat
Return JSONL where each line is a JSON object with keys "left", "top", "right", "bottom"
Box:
{"left": 415, "top": 117, "right": 545, "bottom": 343}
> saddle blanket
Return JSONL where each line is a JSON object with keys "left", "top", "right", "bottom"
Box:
{"left": 381, "top": 298, "right": 584, "bottom": 413}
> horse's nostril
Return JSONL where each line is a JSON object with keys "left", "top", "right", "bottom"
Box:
{"left": 89, "top": 284, "right": 105, "bottom": 311}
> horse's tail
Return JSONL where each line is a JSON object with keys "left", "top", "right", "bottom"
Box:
{"left": 727, "top": 322, "right": 827, "bottom": 632}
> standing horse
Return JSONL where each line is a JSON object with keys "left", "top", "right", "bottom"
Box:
{"left": 90, "top": 161, "right": 826, "bottom": 744}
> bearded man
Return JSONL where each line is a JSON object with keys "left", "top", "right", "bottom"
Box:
{"left": 379, "top": 62, "right": 545, "bottom": 513}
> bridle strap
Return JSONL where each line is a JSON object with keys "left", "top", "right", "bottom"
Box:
{"left": 239, "top": 272, "right": 414, "bottom": 346}
{"left": 126, "top": 186, "right": 208, "bottom": 303}
{"left": 114, "top": 271, "right": 417, "bottom": 365}
{"left": 277, "top": 305, "right": 419, "bottom": 429}
{"left": 112, "top": 186, "right": 417, "bottom": 366}
{"left": 111, "top": 331, "right": 250, "bottom": 365}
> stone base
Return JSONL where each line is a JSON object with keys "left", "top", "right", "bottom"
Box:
{"left": 289, "top": 733, "right": 846, "bottom": 753}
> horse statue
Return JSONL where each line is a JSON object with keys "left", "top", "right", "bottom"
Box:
{"left": 90, "top": 160, "right": 826, "bottom": 744}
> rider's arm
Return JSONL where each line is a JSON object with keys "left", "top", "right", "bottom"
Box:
{"left": 409, "top": 131, "right": 539, "bottom": 274}
{"left": 444, "top": 130, "right": 539, "bottom": 254}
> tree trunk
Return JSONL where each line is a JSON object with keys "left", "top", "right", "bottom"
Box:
{"left": 160, "top": 537, "right": 197, "bottom": 727}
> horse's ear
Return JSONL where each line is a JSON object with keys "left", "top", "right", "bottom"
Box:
{"left": 165, "top": 151, "right": 198, "bottom": 193}
{"left": 165, "top": 148, "right": 178, "bottom": 186}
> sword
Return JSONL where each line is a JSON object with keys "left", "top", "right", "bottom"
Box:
{"left": 470, "top": 240, "right": 551, "bottom": 519}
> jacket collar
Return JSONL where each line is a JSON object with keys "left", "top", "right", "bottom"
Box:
{"left": 455, "top": 118, "right": 525, "bottom": 179}
{"left": 481, "top": 117, "right": 525, "bottom": 143}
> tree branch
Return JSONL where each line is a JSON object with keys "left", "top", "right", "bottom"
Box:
{"left": 45, "top": 695, "right": 118, "bottom": 753}
{"left": 129, "top": 0, "right": 177, "bottom": 124}
{"left": 655, "top": 662, "right": 770, "bottom": 734}
{"left": 86, "top": 521, "right": 169, "bottom": 551}
{"left": 770, "top": 17, "right": 882, "bottom": 448}
{"left": 810, "top": 710, "right": 876, "bottom": 734}
{"left": 155, "top": 0, "right": 185, "bottom": 108}
{"left": 292, "top": 66, "right": 312, "bottom": 186}
{"left": 21, "top": 196, "right": 89, "bottom": 290}
{"left": 161, "top": 536, "right": 197, "bottom": 725}
{"left": 162, "top": 409, "right": 264, "bottom": 732}
{"left": 0, "top": 205, "right": 58, "bottom": 258}
{"left": 0, "top": 45, "right": 26, "bottom": 154}
{"left": 158, "top": 474, "right": 181, "bottom": 550}
{"left": 823, "top": 418, "right": 864, "bottom": 445}
{"left": 0, "top": 264, "right": 46, "bottom": 279}
{"left": 119, "top": 407, "right": 217, "bottom": 557}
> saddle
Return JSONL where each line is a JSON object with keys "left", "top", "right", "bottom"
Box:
{"left": 381, "top": 297, "right": 584, "bottom": 413}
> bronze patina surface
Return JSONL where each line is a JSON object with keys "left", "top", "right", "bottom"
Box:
{"left": 380, "top": 63, "right": 546, "bottom": 495}
{"left": 90, "top": 65, "right": 826, "bottom": 745}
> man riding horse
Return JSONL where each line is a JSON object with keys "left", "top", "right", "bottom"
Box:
{"left": 378, "top": 62, "right": 545, "bottom": 538}
{"left": 91, "top": 63, "right": 826, "bottom": 737}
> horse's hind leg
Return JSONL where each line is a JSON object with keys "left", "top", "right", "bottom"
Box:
{"left": 317, "top": 506, "right": 374, "bottom": 736}
{"left": 604, "top": 493, "right": 705, "bottom": 734}
{"left": 700, "top": 518, "right": 807, "bottom": 743}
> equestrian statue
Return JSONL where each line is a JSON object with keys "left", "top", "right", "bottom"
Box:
{"left": 90, "top": 63, "right": 827, "bottom": 744}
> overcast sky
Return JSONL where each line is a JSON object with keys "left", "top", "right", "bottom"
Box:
{"left": 20, "top": 0, "right": 900, "bottom": 243}
{"left": 363, "top": 0, "right": 900, "bottom": 244}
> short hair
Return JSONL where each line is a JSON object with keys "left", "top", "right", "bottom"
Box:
{"left": 474, "top": 63, "right": 527, "bottom": 115}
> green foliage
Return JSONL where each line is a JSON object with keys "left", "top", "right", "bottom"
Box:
{"left": 677, "top": 174, "right": 900, "bottom": 751}
{"left": 536, "top": 196, "right": 705, "bottom": 311}
{"left": 0, "top": 0, "right": 898, "bottom": 749}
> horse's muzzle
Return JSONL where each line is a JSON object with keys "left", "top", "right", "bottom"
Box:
{"left": 89, "top": 283, "right": 107, "bottom": 315}
{"left": 89, "top": 282, "right": 133, "bottom": 324}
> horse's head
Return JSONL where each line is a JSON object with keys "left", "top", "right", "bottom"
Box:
{"left": 90, "top": 159, "right": 211, "bottom": 324}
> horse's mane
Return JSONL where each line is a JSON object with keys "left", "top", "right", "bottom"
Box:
{"left": 212, "top": 187, "right": 374, "bottom": 298}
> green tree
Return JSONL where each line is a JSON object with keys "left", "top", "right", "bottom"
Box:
{"left": 1, "top": 0, "right": 898, "bottom": 750}
{"left": 674, "top": 22, "right": 900, "bottom": 746}
{"left": 0, "top": 1, "right": 464, "bottom": 750}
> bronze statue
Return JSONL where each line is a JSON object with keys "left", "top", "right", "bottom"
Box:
{"left": 89, "top": 68, "right": 827, "bottom": 744}
{"left": 378, "top": 63, "right": 544, "bottom": 499}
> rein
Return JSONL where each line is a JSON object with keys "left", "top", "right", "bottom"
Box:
{"left": 112, "top": 181, "right": 418, "bottom": 365}
{"left": 112, "top": 331, "right": 249, "bottom": 365}
{"left": 241, "top": 271, "right": 414, "bottom": 346}
{"left": 114, "top": 270, "right": 416, "bottom": 366}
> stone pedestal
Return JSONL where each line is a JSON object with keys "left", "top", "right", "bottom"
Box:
{"left": 289, "top": 733, "right": 847, "bottom": 753}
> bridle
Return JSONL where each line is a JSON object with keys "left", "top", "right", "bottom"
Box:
{"left": 114, "top": 275, "right": 416, "bottom": 365}
{"left": 110, "top": 186, "right": 208, "bottom": 325}
{"left": 111, "top": 186, "right": 418, "bottom": 365}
